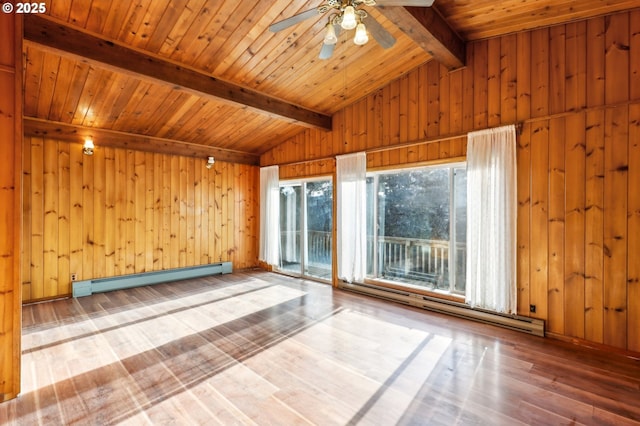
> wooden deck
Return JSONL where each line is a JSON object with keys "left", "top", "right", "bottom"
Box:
{"left": 1, "top": 270, "right": 639, "bottom": 425}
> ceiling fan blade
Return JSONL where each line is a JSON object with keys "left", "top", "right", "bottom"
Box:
{"left": 319, "top": 43, "right": 336, "bottom": 60}
{"left": 319, "top": 25, "right": 342, "bottom": 60}
{"left": 269, "top": 8, "right": 320, "bottom": 33}
{"left": 373, "top": 0, "right": 435, "bottom": 6}
{"left": 363, "top": 15, "right": 396, "bottom": 49}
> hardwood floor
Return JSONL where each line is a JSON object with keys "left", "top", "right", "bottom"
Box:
{"left": 1, "top": 270, "right": 639, "bottom": 425}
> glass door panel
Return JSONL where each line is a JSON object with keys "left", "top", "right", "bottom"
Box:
{"left": 279, "top": 179, "right": 333, "bottom": 281}
{"left": 279, "top": 185, "right": 301, "bottom": 274}
{"left": 304, "top": 181, "right": 333, "bottom": 280}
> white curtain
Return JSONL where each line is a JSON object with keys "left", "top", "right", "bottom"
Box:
{"left": 259, "top": 165, "right": 280, "bottom": 266}
{"left": 336, "top": 152, "right": 367, "bottom": 283}
{"left": 466, "top": 125, "right": 517, "bottom": 314}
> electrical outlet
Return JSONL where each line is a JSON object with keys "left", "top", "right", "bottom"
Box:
{"left": 529, "top": 304, "right": 536, "bottom": 313}
{"left": 70, "top": 273, "right": 77, "bottom": 282}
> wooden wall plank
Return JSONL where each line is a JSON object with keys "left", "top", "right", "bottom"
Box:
{"left": 584, "top": 110, "right": 605, "bottom": 344}
{"left": 134, "top": 151, "right": 146, "bottom": 273}
{"left": 162, "top": 154, "right": 172, "bottom": 270}
{"left": 170, "top": 155, "right": 180, "bottom": 269}
{"left": 114, "top": 148, "right": 127, "bottom": 276}
{"left": 194, "top": 156, "right": 203, "bottom": 265}
{"left": 43, "top": 139, "right": 59, "bottom": 298}
{"left": 547, "top": 118, "right": 565, "bottom": 334}
{"left": 605, "top": 13, "right": 630, "bottom": 105}
{"left": 399, "top": 74, "right": 409, "bottom": 143}
{"left": 125, "top": 150, "right": 135, "bottom": 274}
{"left": 200, "top": 158, "right": 210, "bottom": 264}
{"left": 549, "top": 25, "right": 566, "bottom": 115}
{"left": 529, "top": 121, "right": 550, "bottom": 320}
{"left": 42, "top": 139, "right": 59, "bottom": 298}
{"left": 627, "top": 103, "right": 640, "bottom": 352}
{"left": 516, "top": 31, "right": 531, "bottom": 122}
{"left": 472, "top": 41, "right": 489, "bottom": 129}
{"left": 631, "top": 11, "right": 640, "bottom": 100}
{"left": 104, "top": 147, "right": 116, "bottom": 277}
{"left": 92, "top": 145, "right": 106, "bottom": 281}
{"left": 603, "top": 106, "right": 628, "bottom": 349}
{"left": 428, "top": 61, "right": 440, "bottom": 140}
{"left": 517, "top": 123, "right": 531, "bottom": 317}
{"left": 227, "top": 162, "right": 236, "bottom": 265}
{"left": 22, "top": 137, "right": 32, "bottom": 302}
{"left": 152, "top": 153, "right": 162, "bottom": 270}
{"left": 187, "top": 158, "right": 196, "bottom": 267}
{"left": 207, "top": 162, "right": 216, "bottom": 264}
{"left": 234, "top": 164, "right": 245, "bottom": 269}
{"left": 145, "top": 152, "right": 155, "bottom": 272}
{"left": 58, "top": 142, "right": 70, "bottom": 296}
{"left": 390, "top": 78, "right": 400, "bottom": 145}
{"left": 30, "top": 138, "right": 43, "bottom": 299}
{"left": 565, "top": 21, "right": 587, "bottom": 112}
{"left": 435, "top": 67, "right": 447, "bottom": 137}
{"left": 586, "top": 18, "right": 606, "bottom": 108}
{"left": 179, "top": 156, "right": 188, "bottom": 267}
{"left": 531, "top": 28, "right": 550, "bottom": 118}
{"left": 564, "top": 112, "right": 586, "bottom": 338}
{"left": 82, "top": 146, "right": 94, "bottom": 281}
{"left": 487, "top": 37, "right": 501, "bottom": 127}
{"left": 500, "top": 34, "right": 517, "bottom": 125}
{"left": 462, "top": 49, "right": 474, "bottom": 131}
{"left": 449, "top": 69, "right": 463, "bottom": 134}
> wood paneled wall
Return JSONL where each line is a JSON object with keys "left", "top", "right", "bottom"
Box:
{"left": 22, "top": 138, "right": 259, "bottom": 302}
{"left": 0, "top": 14, "right": 22, "bottom": 402}
{"left": 261, "top": 11, "right": 640, "bottom": 353}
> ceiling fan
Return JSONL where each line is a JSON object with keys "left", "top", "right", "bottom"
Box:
{"left": 269, "top": 0, "right": 436, "bottom": 59}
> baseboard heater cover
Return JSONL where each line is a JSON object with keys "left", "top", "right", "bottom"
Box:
{"left": 340, "top": 281, "right": 545, "bottom": 337}
{"left": 72, "top": 262, "right": 232, "bottom": 298}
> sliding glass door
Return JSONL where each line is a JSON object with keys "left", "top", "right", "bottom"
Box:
{"left": 278, "top": 179, "right": 333, "bottom": 281}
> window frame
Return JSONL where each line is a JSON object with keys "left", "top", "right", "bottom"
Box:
{"left": 365, "top": 161, "right": 467, "bottom": 296}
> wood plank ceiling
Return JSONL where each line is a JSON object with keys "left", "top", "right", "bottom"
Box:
{"left": 23, "top": 0, "right": 640, "bottom": 164}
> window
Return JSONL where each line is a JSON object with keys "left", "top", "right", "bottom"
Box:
{"left": 278, "top": 179, "right": 333, "bottom": 281}
{"left": 366, "top": 164, "right": 466, "bottom": 295}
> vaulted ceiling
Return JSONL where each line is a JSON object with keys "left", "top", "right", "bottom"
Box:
{"left": 23, "top": 0, "right": 640, "bottom": 164}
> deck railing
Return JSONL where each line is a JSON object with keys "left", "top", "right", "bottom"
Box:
{"left": 281, "top": 230, "right": 466, "bottom": 290}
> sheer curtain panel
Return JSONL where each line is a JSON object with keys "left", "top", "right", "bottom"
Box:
{"left": 259, "top": 165, "right": 280, "bottom": 266}
{"left": 466, "top": 125, "right": 517, "bottom": 314}
{"left": 336, "top": 152, "right": 367, "bottom": 283}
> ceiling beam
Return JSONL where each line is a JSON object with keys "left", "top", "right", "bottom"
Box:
{"left": 376, "top": 6, "right": 465, "bottom": 70}
{"left": 23, "top": 15, "right": 332, "bottom": 131}
{"left": 23, "top": 117, "right": 260, "bottom": 165}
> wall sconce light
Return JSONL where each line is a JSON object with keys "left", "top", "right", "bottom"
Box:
{"left": 83, "top": 138, "right": 94, "bottom": 155}
{"left": 205, "top": 156, "right": 215, "bottom": 169}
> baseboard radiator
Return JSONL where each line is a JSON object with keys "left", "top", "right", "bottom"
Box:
{"left": 340, "top": 281, "right": 545, "bottom": 337}
{"left": 72, "top": 262, "right": 233, "bottom": 298}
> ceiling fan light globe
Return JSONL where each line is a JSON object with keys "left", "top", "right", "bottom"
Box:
{"left": 353, "top": 23, "right": 369, "bottom": 45}
{"left": 341, "top": 6, "right": 357, "bottom": 30}
{"left": 324, "top": 24, "right": 338, "bottom": 45}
